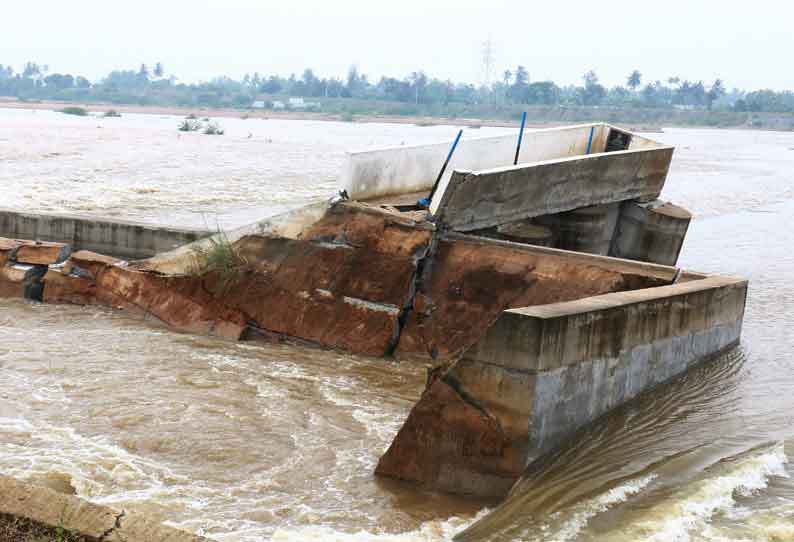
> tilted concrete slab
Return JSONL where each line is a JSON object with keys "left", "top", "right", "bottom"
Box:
{"left": 342, "top": 123, "right": 665, "bottom": 203}
{"left": 431, "top": 144, "right": 674, "bottom": 231}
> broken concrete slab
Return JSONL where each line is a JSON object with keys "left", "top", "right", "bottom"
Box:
{"left": 432, "top": 145, "right": 674, "bottom": 232}
{"left": 14, "top": 240, "right": 72, "bottom": 265}
{"left": 343, "top": 123, "right": 652, "bottom": 202}
{"left": 137, "top": 200, "right": 332, "bottom": 275}
{"left": 394, "top": 234, "right": 670, "bottom": 361}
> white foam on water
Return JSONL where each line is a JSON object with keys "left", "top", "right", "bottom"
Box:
{"left": 552, "top": 474, "right": 658, "bottom": 542}
{"left": 509, "top": 473, "right": 658, "bottom": 542}
{"left": 0, "top": 415, "right": 195, "bottom": 504}
{"left": 270, "top": 508, "right": 491, "bottom": 542}
{"left": 620, "top": 442, "right": 790, "bottom": 542}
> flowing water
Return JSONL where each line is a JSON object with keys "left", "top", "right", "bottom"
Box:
{"left": 1, "top": 109, "right": 793, "bottom": 541}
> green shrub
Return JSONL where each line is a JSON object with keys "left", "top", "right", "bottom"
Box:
{"left": 178, "top": 119, "right": 201, "bottom": 132}
{"left": 58, "top": 106, "right": 88, "bottom": 116}
{"left": 203, "top": 122, "right": 224, "bottom": 135}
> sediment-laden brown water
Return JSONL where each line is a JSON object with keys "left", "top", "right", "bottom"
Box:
{"left": 1, "top": 109, "right": 793, "bottom": 541}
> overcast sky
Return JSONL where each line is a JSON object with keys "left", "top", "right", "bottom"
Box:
{"left": 1, "top": 0, "right": 790, "bottom": 90}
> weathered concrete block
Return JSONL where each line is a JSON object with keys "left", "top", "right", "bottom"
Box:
{"left": 609, "top": 200, "right": 692, "bottom": 266}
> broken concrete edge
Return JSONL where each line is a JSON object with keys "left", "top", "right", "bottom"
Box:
{"left": 443, "top": 231, "right": 694, "bottom": 283}
{"left": 0, "top": 475, "right": 209, "bottom": 542}
{"left": 135, "top": 199, "right": 334, "bottom": 275}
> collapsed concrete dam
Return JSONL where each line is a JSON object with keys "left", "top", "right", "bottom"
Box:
{"left": 0, "top": 123, "right": 746, "bottom": 506}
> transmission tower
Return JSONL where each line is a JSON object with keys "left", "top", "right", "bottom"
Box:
{"left": 481, "top": 38, "right": 495, "bottom": 89}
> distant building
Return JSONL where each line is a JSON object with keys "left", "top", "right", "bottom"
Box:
{"left": 251, "top": 100, "right": 266, "bottom": 109}
{"left": 272, "top": 100, "right": 286, "bottom": 110}
{"left": 287, "top": 97, "right": 320, "bottom": 111}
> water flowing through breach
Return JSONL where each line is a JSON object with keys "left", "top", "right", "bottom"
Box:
{"left": 1, "top": 113, "right": 794, "bottom": 541}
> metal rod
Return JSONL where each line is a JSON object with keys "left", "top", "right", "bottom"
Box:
{"left": 423, "top": 129, "right": 463, "bottom": 207}
{"left": 514, "top": 112, "right": 527, "bottom": 165}
{"left": 585, "top": 125, "right": 595, "bottom": 155}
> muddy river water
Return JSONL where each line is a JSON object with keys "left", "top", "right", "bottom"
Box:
{"left": 1, "top": 109, "right": 793, "bottom": 541}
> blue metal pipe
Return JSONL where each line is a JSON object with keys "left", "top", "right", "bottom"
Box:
{"left": 422, "top": 129, "right": 464, "bottom": 208}
{"left": 514, "top": 112, "right": 527, "bottom": 165}
{"left": 585, "top": 125, "right": 595, "bottom": 155}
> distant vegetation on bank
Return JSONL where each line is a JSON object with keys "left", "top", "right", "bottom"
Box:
{"left": 2, "top": 61, "right": 794, "bottom": 130}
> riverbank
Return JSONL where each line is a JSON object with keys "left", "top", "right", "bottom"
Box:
{"left": 4, "top": 96, "right": 794, "bottom": 131}
{"left": 0, "top": 98, "right": 530, "bottom": 129}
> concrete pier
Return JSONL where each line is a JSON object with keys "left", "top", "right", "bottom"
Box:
{"left": 0, "top": 208, "right": 210, "bottom": 260}
{"left": 377, "top": 262, "right": 747, "bottom": 497}
{"left": 609, "top": 200, "right": 692, "bottom": 265}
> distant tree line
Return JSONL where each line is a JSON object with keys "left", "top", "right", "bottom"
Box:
{"left": 1, "top": 60, "right": 793, "bottom": 115}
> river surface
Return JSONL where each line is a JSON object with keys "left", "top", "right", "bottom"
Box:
{"left": 1, "top": 108, "right": 793, "bottom": 541}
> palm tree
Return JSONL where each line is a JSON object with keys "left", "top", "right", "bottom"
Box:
{"left": 627, "top": 70, "right": 642, "bottom": 92}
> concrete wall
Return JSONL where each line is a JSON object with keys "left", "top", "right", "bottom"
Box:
{"left": 462, "top": 274, "right": 747, "bottom": 462}
{"left": 341, "top": 123, "right": 613, "bottom": 201}
{"left": 0, "top": 208, "right": 210, "bottom": 260}
{"left": 432, "top": 145, "right": 674, "bottom": 231}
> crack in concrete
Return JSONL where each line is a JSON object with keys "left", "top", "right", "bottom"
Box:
{"left": 98, "top": 509, "right": 125, "bottom": 541}
{"left": 386, "top": 226, "right": 442, "bottom": 358}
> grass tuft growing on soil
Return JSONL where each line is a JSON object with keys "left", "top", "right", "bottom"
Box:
{"left": 191, "top": 230, "right": 246, "bottom": 289}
